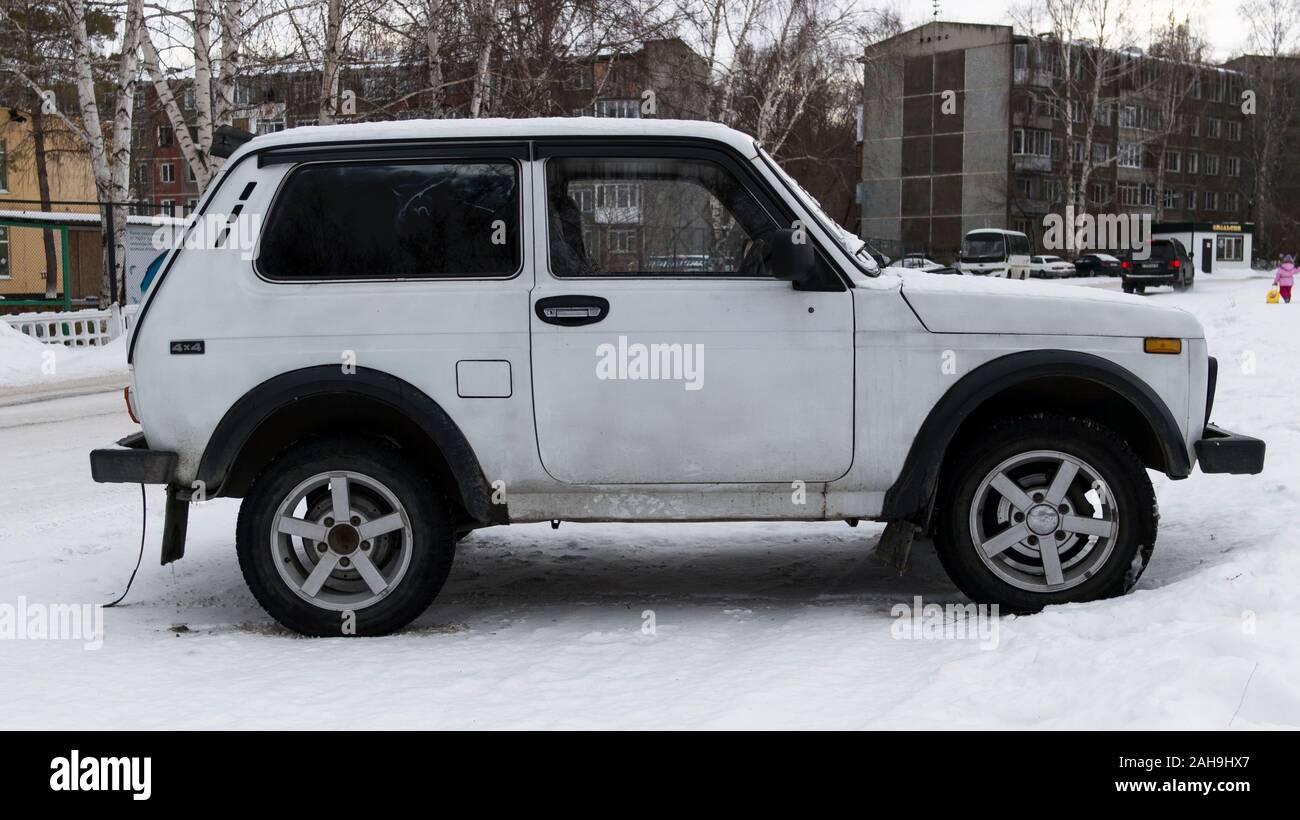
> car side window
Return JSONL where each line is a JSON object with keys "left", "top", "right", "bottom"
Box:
{"left": 257, "top": 160, "right": 520, "bottom": 280}
{"left": 545, "top": 156, "right": 780, "bottom": 277}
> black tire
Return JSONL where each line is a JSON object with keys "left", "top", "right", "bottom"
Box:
{"left": 1135, "top": 285, "right": 1146, "bottom": 294}
{"left": 933, "top": 414, "right": 1158, "bottom": 613}
{"left": 1122, "top": 280, "right": 1134, "bottom": 293}
{"left": 236, "top": 437, "right": 454, "bottom": 636}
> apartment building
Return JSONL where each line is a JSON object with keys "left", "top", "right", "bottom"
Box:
{"left": 861, "top": 21, "right": 1254, "bottom": 263}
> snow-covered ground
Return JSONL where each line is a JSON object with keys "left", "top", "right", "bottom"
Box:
{"left": 1, "top": 273, "right": 1297, "bottom": 729}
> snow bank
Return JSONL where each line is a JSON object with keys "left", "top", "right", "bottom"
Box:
{"left": 0, "top": 319, "right": 128, "bottom": 390}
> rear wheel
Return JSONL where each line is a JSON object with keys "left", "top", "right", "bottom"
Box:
{"left": 236, "top": 438, "right": 454, "bottom": 636}
{"left": 934, "top": 415, "right": 1158, "bottom": 612}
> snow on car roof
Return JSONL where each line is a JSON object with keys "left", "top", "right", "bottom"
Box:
{"left": 228, "top": 117, "right": 761, "bottom": 161}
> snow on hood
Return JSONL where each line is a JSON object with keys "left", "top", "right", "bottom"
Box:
{"left": 894, "top": 270, "right": 1205, "bottom": 339}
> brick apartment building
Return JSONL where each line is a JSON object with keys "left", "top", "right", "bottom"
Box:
{"left": 131, "top": 38, "right": 709, "bottom": 217}
{"left": 860, "top": 21, "right": 1254, "bottom": 263}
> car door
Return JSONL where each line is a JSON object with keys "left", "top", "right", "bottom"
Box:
{"left": 528, "top": 144, "right": 855, "bottom": 485}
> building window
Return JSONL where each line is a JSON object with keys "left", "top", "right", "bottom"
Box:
{"left": 1191, "top": 73, "right": 1202, "bottom": 99}
{"left": 1044, "top": 179, "right": 1061, "bottom": 203}
{"left": 1165, "top": 151, "right": 1181, "bottom": 172}
{"left": 1117, "top": 141, "right": 1143, "bottom": 168}
{"left": 1226, "top": 191, "right": 1240, "bottom": 211}
{"left": 185, "top": 163, "right": 197, "bottom": 183}
{"left": 564, "top": 67, "right": 594, "bottom": 90}
{"left": 1226, "top": 156, "right": 1241, "bottom": 177}
{"left": 1185, "top": 190, "right": 1197, "bottom": 210}
{"left": 1141, "top": 184, "right": 1155, "bottom": 207}
{"left": 1088, "top": 182, "right": 1110, "bottom": 204}
{"left": 0, "top": 139, "right": 7, "bottom": 192}
{"left": 1228, "top": 121, "right": 1241, "bottom": 141}
{"left": 256, "top": 118, "right": 286, "bottom": 135}
{"left": 593, "top": 99, "right": 640, "bottom": 118}
{"left": 1186, "top": 152, "right": 1199, "bottom": 174}
{"left": 1049, "top": 137, "right": 1063, "bottom": 160}
{"left": 1204, "top": 191, "right": 1219, "bottom": 210}
{"left": 295, "top": 118, "right": 319, "bottom": 128}
{"left": 1163, "top": 188, "right": 1180, "bottom": 209}
{"left": 1094, "top": 103, "right": 1112, "bottom": 126}
{"left": 136, "top": 164, "right": 150, "bottom": 185}
{"left": 160, "top": 162, "right": 175, "bottom": 183}
{"left": 1013, "top": 128, "right": 1052, "bottom": 157}
{"left": 1208, "top": 118, "right": 1222, "bottom": 138}
{"left": 1216, "top": 234, "right": 1243, "bottom": 261}
{"left": 1091, "top": 142, "right": 1110, "bottom": 164}
{"left": 1118, "top": 184, "right": 1140, "bottom": 206}
{"left": 1071, "top": 140, "right": 1085, "bottom": 163}
{"left": 607, "top": 228, "right": 637, "bottom": 254}
{"left": 0, "top": 226, "right": 9, "bottom": 279}
{"left": 158, "top": 125, "right": 173, "bottom": 147}
{"left": 1119, "top": 104, "right": 1139, "bottom": 128}
{"left": 1014, "top": 43, "right": 1027, "bottom": 70}
{"left": 1189, "top": 117, "right": 1200, "bottom": 137}
{"left": 1205, "top": 154, "right": 1220, "bottom": 175}
{"left": 159, "top": 199, "right": 176, "bottom": 216}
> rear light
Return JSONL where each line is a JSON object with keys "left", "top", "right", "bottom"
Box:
{"left": 123, "top": 387, "right": 139, "bottom": 423}
{"left": 1121, "top": 260, "right": 1130, "bottom": 270}
{"left": 1171, "top": 259, "right": 1180, "bottom": 268}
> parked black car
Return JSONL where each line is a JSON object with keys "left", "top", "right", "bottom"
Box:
{"left": 1074, "top": 253, "right": 1122, "bottom": 277}
{"left": 1122, "top": 239, "right": 1194, "bottom": 293}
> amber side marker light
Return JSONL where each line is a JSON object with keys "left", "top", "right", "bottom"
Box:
{"left": 123, "top": 387, "right": 139, "bottom": 423}
{"left": 1144, "top": 337, "right": 1182, "bottom": 355}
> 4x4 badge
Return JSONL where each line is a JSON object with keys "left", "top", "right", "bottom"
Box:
{"left": 169, "top": 340, "right": 205, "bottom": 355}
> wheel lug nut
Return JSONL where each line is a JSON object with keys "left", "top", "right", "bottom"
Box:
{"left": 324, "top": 517, "right": 334, "bottom": 527}
{"left": 1032, "top": 493, "right": 1044, "bottom": 502}
{"left": 1027, "top": 535, "right": 1039, "bottom": 546}
{"left": 1055, "top": 530, "right": 1066, "bottom": 540}
{"left": 1013, "top": 512, "right": 1025, "bottom": 522}
{"left": 361, "top": 541, "right": 370, "bottom": 551}
{"left": 340, "top": 557, "right": 351, "bottom": 568}
{"left": 350, "top": 516, "right": 361, "bottom": 526}
{"left": 316, "top": 543, "right": 327, "bottom": 554}
{"left": 1058, "top": 504, "right": 1069, "bottom": 514}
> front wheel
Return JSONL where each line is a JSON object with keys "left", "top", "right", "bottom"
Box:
{"left": 236, "top": 438, "right": 455, "bottom": 636}
{"left": 934, "top": 415, "right": 1158, "bottom": 612}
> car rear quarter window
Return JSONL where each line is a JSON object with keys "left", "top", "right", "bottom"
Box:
{"left": 257, "top": 160, "right": 520, "bottom": 280}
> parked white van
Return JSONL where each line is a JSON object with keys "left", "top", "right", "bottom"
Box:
{"left": 90, "top": 119, "right": 1263, "bottom": 636}
{"left": 956, "top": 229, "right": 1032, "bottom": 279}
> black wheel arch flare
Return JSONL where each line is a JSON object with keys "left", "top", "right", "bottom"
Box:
{"left": 880, "top": 349, "right": 1193, "bottom": 525}
{"left": 196, "top": 365, "right": 504, "bottom": 526}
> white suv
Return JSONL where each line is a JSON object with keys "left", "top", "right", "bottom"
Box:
{"left": 90, "top": 119, "right": 1264, "bottom": 636}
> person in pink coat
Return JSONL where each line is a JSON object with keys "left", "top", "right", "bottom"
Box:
{"left": 1276, "top": 255, "right": 1296, "bottom": 303}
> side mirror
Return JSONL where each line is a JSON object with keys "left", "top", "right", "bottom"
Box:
{"left": 766, "top": 228, "right": 817, "bottom": 286}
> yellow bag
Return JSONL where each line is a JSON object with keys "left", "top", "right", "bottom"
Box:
{"left": 1268, "top": 287, "right": 1281, "bottom": 304}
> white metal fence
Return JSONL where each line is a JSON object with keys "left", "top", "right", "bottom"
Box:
{"left": 1, "top": 304, "right": 139, "bottom": 346}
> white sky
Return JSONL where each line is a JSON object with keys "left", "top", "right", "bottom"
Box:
{"left": 893, "top": 0, "right": 1255, "bottom": 62}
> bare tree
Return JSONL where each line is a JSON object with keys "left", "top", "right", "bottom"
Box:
{"left": 1146, "top": 14, "right": 1205, "bottom": 220}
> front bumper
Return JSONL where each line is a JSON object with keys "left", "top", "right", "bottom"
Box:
{"left": 89, "top": 433, "right": 189, "bottom": 564}
{"left": 1196, "top": 424, "right": 1266, "bottom": 474}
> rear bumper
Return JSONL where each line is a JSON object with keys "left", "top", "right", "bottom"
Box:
{"left": 89, "top": 432, "right": 177, "bottom": 484}
{"left": 88, "top": 433, "right": 189, "bottom": 565}
{"left": 1195, "top": 424, "right": 1266, "bottom": 474}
